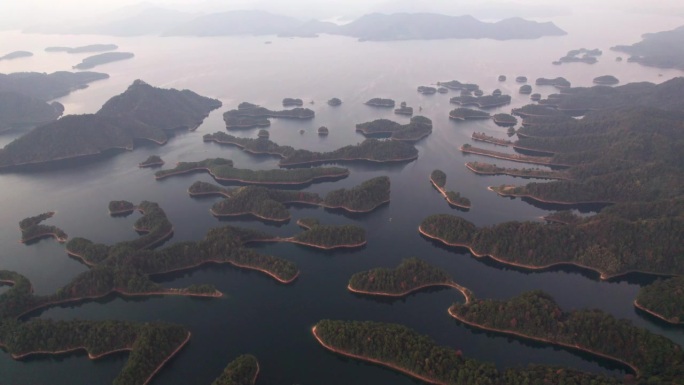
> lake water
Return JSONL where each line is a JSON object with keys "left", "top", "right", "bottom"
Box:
{"left": 0, "top": 10, "right": 682, "bottom": 385}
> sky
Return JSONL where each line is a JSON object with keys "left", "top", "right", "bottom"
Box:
{"left": 1, "top": 0, "right": 683, "bottom": 30}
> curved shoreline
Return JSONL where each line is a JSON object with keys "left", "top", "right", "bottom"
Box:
{"left": 348, "top": 281, "right": 471, "bottom": 304}
{"left": 418, "top": 225, "right": 639, "bottom": 281}
{"left": 21, "top": 232, "right": 68, "bottom": 244}
{"left": 152, "top": 259, "right": 298, "bottom": 285}
{"left": 248, "top": 237, "right": 367, "bottom": 250}
{"left": 460, "top": 146, "right": 570, "bottom": 168}
{"left": 311, "top": 326, "right": 448, "bottom": 385}
{"left": 488, "top": 186, "right": 615, "bottom": 205}
{"left": 633, "top": 299, "right": 683, "bottom": 325}
{"left": 447, "top": 307, "right": 639, "bottom": 376}
{"left": 142, "top": 331, "right": 191, "bottom": 385}
{"left": 158, "top": 167, "right": 350, "bottom": 186}
{"left": 465, "top": 163, "right": 571, "bottom": 181}
{"left": 430, "top": 177, "right": 470, "bottom": 209}
{"left": 139, "top": 161, "right": 165, "bottom": 168}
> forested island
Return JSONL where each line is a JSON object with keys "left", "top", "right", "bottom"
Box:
{"left": 223, "top": 102, "right": 314, "bottom": 129}
{"left": 287, "top": 218, "right": 366, "bottom": 249}
{"left": 327, "top": 97, "right": 341, "bottom": 106}
{"left": 437, "top": 80, "right": 479, "bottom": 91}
{"left": 612, "top": 25, "right": 684, "bottom": 70}
{"left": 0, "top": 80, "right": 221, "bottom": 169}
{"left": 205, "top": 176, "right": 390, "bottom": 221}
{"left": 449, "top": 290, "right": 684, "bottom": 381}
{"left": 417, "top": 86, "right": 436, "bottom": 94}
{"left": 430, "top": 170, "right": 471, "bottom": 209}
{"left": 418, "top": 208, "right": 684, "bottom": 279}
{"left": 108, "top": 200, "right": 137, "bottom": 215}
{"left": 312, "top": 319, "right": 620, "bottom": 385}
{"left": 554, "top": 48, "right": 601, "bottom": 64}
{"left": 465, "top": 162, "right": 570, "bottom": 180}
{"left": 211, "top": 354, "right": 259, "bottom": 385}
{"left": 19, "top": 211, "right": 68, "bottom": 243}
{"left": 0, "top": 92, "right": 64, "bottom": 132}
{"left": 491, "top": 113, "right": 517, "bottom": 127}
{"left": 348, "top": 258, "right": 471, "bottom": 300}
{"left": 530, "top": 93, "right": 541, "bottom": 101}
{"left": 0, "top": 71, "right": 109, "bottom": 101}
{"left": 394, "top": 104, "right": 413, "bottom": 115}
{"left": 593, "top": 75, "right": 619, "bottom": 85}
{"left": 156, "top": 157, "right": 349, "bottom": 185}
{"left": 73, "top": 52, "right": 135, "bottom": 70}
{"left": 535, "top": 77, "right": 571, "bottom": 88}
{"left": 318, "top": 126, "right": 329, "bottom": 136}
{"left": 365, "top": 98, "right": 395, "bottom": 107}
{"left": 515, "top": 76, "right": 527, "bottom": 83}
{"left": 449, "top": 94, "right": 511, "bottom": 108}
{"left": 355, "top": 116, "right": 432, "bottom": 141}
{"left": 46, "top": 44, "right": 118, "bottom": 53}
{"left": 0, "top": 51, "right": 32, "bottom": 61}
{"left": 139, "top": 155, "right": 164, "bottom": 168}
{"left": 449, "top": 108, "right": 490, "bottom": 121}
{"left": 282, "top": 98, "right": 303, "bottom": 106}
{"left": 0, "top": 319, "right": 191, "bottom": 385}
{"left": 635, "top": 277, "right": 684, "bottom": 324}
{"left": 518, "top": 85, "right": 532, "bottom": 94}
{"left": 459, "top": 144, "right": 565, "bottom": 167}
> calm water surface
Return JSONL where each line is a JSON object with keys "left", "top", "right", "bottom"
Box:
{"left": 0, "top": 10, "right": 682, "bottom": 385}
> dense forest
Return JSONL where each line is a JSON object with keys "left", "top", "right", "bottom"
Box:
{"left": 430, "top": 170, "right": 471, "bottom": 209}
{"left": 535, "top": 77, "right": 571, "bottom": 88}
{"left": 365, "top": 98, "right": 395, "bottom": 107}
{"left": 449, "top": 108, "right": 491, "bottom": 120}
{"left": 211, "top": 354, "right": 259, "bottom": 385}
{"left": 355, "top": 116, "right": 432, "bottom": 141}
{"left": 0, "top": 80, "right": 221, "bottom": 168}
{"left": 313, "top": 319, "right": 621, "bottom": 385}
{"left": 491, "top": 113, "right": 517, "bottom": 126}
{"left": 322, "top": 176, "right": 390, "bottom": 212}
{"left": 635, "top": 276, "right": 684, "bottom": 324}
{"left": 0, "top": 92, "right": 64, "bottom": 132}
{"left": 292, "top": 219, "right": 366, "bottom": 249}
{"left": 466, "top": 162, "right": 569, "bottom": 180}
{"left": 139, "top": 155, "right": 164, "bottom": 167}
{"left": 109, "top": 200, "right": 137, "bottom": 214}
{"left": 72, "top": 52, "right": 135, "bottom": 70}
{"left": 19, "top": 211, "right": 67, "bottom": 243}
{"left": 0, "top": 319, "right": 190, "bottom": 385}
{"left": 348, "top": 258, "right": 453, "bottom": 295}
{"left": 419, "top": 208, "right": 684, "bottom": 278}
{"left": 449, "top": 290, "right": 684, "bottom": 381}
{"left": 612, "top": 26, "right": 684, "bottom": 70}
{"left": 0, "top": 71, "right": 109, "bottom": 101}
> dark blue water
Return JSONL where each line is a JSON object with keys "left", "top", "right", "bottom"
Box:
{"left": 0, "top": 10, "right": 683, "bottom": 385}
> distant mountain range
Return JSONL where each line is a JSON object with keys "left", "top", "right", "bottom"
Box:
{"left": 26, "top": 9, "right": 565, "bottom": 41}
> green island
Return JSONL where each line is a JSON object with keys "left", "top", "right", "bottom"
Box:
{"left": 257, "top": 129, "right": 269, "bottom": 138}
{"left": 45, "top": 44, "right": 118, "bottom": 53}
{"left": 518, "top": 85, "right": 532, "bottom": 94}
{"left": 612, "top": 26, "right": 684, "bottom": 70}
{"left": 498, "top": 75, "right": 506, "bottom": 81}
{"left": 203, "top": 176, "right": 390, "bottom": 221}
{"left": 0, "top": 71, "right": 109, "bottom": 101}
{"left": 204, "top": 132, "right": 419, "bottom": 166}
{"left": 437, "top": 80, "right": 479, "bottom": 91}
{"left": 355, "top": 116, "right": 432, "bottom": 141}
{"left": 155, "top": 157, "right": 349, "bottom": 185}
{"left": 541, "top": 210, "right": 582, "bottom": 225}
{"left": 473, "top": 89, "right": 484, "bottom": 97}
{"left": 211, "top": 354, "right": 259, "bottom": 385}
{"left": 515, "top": 76, "right": 527, "bottom": 83}
{"left": 511, "top": 104, "right": 565, "bottom": 119}
{"left": 287, "top": 218, "right": 366, "bottom": 249}
{"left": 0, "top": 51, "right": 33, "bottom": 61}
{"left": 535, "top": 77, "right": 571, "bottom": 88}
{"left": 282, "top": 98, "right": 303, "bottom": 106}
{"left": 312, "top": 319, "right": 621, "bottom": 385}
{"left": 19, "top": 211, "right": 68, "bottom": 243}
{"left": 471, "top": 132, "right": 512, "bottom": 147}
{"left": 223, "top": 102, "right": 314, "bottom": 129}
{"left": 327, "top": 97, "right": 342, "bottom": 106}
{"left": 0, "top": 92, "right": 64, "bottom": 132}
{"left": 530, "top": 93, "right": 541, "bottom": 101}
{"left": 73, "top": 52, "right": 135, "bottom": 70}
{"left": 449, "top": 290, "right": 684, "bottom": 381}
{"left": 348, "top": 258, "right": 471, "bottom": 300}
{"left": 635, "top": 276, "right": 684, "bottom": 325}
{"left": 417, "top": 86, "right": 437, "bottom": 94}
{"left": 109, "top": 200, "right": 137, "bottom": 215}
{"left": 139, "top": 155, "right": 164, "bottom": 168}
{"left": 365, "top": 98, "right": 395, "bottom": 107}
{"left": 449, "top": 94, "right": 511, "bottom": 108}
{"left": 394, "top": 103, "right": 414, "bottom": 115}
{"left": 459, "top": 144, "right": 566, "bottom": 167}
{"left": 418, "top": 207, "right": 684, "bottom": 279}
{"left": 555, "top": 48, "right": 601, "bottom": 64}
{"left": 317, "top": 126, "right": 329, "bottom": 136}
{"left": 0, "top": 80, "right": 221, "bottom": 169}
{"left": 593, "top": 75, "right": 619, "bottom": 85}
{"left": 430, "top": 170, "right": 471, "bottom": 209}
{"left": 465, "top": 162, "right": 570, "bottom": 180}
{"left": 449, "top": 108, "right": 490, "bottom": 121}
{"left": 0, "top": 318, "right": 191, "bottom": 385}
{"left": 491, "top": 113, "right": 517, "bottom": 127}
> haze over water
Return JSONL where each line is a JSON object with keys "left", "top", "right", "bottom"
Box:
{"left": 0, "top": 8, "right": 682, "bottom": 385}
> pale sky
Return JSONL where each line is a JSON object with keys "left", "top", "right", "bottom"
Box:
{"left": 2, "top": 0, "right": 683, "bottom": 29}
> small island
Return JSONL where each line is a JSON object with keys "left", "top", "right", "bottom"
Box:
{"left": 348, "top": 258, "right": 471, "bottom": 299}
{"left": 211, "top": 354, "right": 259, "bottom": 385}
{"left": 289, "top": 218, "right": 366, "bottom": 249}
{"left": 223, "top": 102, "right": 314, "bottom": 129}
{"left": 430, "top": 170, "right": 471, "bottom": 209}
{"left": 555, "top": 48, "right": 601, "bottom": 64}
{"left": 492, "top": 89, "right": 502, "bottom": 96}
{"left": 327, "top": 97, "right": 342, "bottom": 106}
{"left": 498, "top": 75, "right": 506, "bottom": 81}
{"left": 473, "top": 89, "right": 484, "bottom": 97}
{"left": 535, "top": 77, "right": 571, "bottom": 88}
{"left": 19, "top": 212, "right": 68, "bottom": 243}
{"left": 108, "top": 200, "right": 137, "bottom": 215}
{"left": 139, "top": 155, "right": 164, "bottom": 168}
{"left": 515, "top": 76, "right": 527, "bottom": 83}
{"left": 459, "top": 144, "right": 564, "bottom": 167}
{"left": 449, "top": 94, "right": 511, "bottom": 108}
{"left": 0, "top": 51, "right": 33, "bottom": 61}
{"left": 519, "top": 85, "right": 532, "bottom": 94}
{"left": 45, "top": 44, "right": 118, "bottom": 53}
{"left": 593, "top": 75, "right": 620, "bottom": 85}
{"left": 530, "top": 93, "right": 541, "bottom": 101}
{"left": 257, "top": 129, "right": 269, "bottom": 138}
{"left": 449, "top": 107, "right": 490, "bottom": 121}
{"left": 491, "top": 113, "right": 517, "bottom": 127}
{"left": 73, "top": 52, "right": 135, "bottom": 70}
{"left": 356, "top": 116, "right": 432, "bottom": 141}
{"left": 317, "top": 126, "right": 329, "bottom": 136}
{"left": 437, "top": 80, "right": 479, "bottom": 91}
{"left": 417, "top": 86, "right": 436, "bottom": 94}
{"left": 465, "top": 162, "right": 570, "bottom": 180}
{"left": 365, "top": 98, "right": 395, "bottom": 107}
{"left": 635, "top": 277, "right": 684, "bottom": 325}
{"left": 282, "top": 98, "right": 303, "bottom": 106}
{"left": 394, "top": 101, "right": 413, "bottom": 116}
